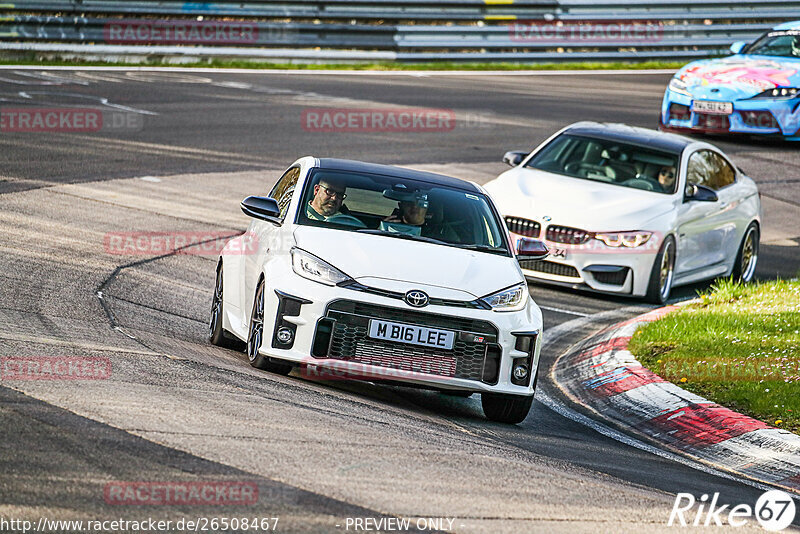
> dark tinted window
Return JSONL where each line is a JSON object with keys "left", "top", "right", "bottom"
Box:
{"left": 746, "top": 30, "right": 800, "bottom": 58}
{"left": 524, "top": 134, "right": 680, "bottom": 194}
{"left": 687, "top": 150, "right": 735, "bottom": 191}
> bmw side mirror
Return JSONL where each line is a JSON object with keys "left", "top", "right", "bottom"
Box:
{"left": 517, "top": 237, "right": 549, "bottom": 260}
{"left": 729, "top": 41, "right": 747, "bottom": 54}
{"left": 503, "top": 150, "right": 528, "bottom": 167}
{"left": 684, "top": 183, "right": 718, "bottom": 202}
{"left": 241, "top": 196, "right": 282, "bottom": 224}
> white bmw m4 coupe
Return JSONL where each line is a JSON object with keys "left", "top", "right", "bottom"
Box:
{"left": 485, "top": 122, "right": 762, "bottom": 304}
{"left": 209, "top": 157, "right": 550, "bottom": 423}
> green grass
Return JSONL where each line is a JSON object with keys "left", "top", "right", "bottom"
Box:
{"left": 629, "top": 278, "right": 800, "bottom": 434}
{"left": 0, "top": 55, "right": 685, "bottom": 71}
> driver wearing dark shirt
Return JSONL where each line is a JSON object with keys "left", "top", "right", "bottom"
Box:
{"left": 306, "top": 179, "right": 347, "bottom": 221}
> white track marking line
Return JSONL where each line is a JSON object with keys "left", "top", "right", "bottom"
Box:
{"left": 537, "top": 389, "right": 775, "bottom": 493}
{"left": 540, "top": 310, "right": 776, "bottom": 494}
{"left": 0, "top": 65, "right": 679, "bottom": 76}
{"left": 538, "top": 305, "right": 591, "bottom": 317}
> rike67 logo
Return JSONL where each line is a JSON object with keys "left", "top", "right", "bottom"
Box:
{"left": 669, "top": 490, "right": 796, "bottom": 531}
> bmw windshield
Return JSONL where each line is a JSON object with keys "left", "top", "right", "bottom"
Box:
{"left": 524, "top": 134, "right": 681, "bottom": 194}
{"left": 295, "top": 169, "right": 511, "bottom": 256}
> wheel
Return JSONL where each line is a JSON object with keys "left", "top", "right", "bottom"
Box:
{"left": 325, "top": 213, "right": 367, "bottom": 228}
{"left": 247, "top": 279, "right": 293, "bottom": 375}
{"left": 481, "top": 393, "right": 533, "bottom": 424}
{"left": 731, "top": 222, "right": 759, "bottom": 283}
{"left": 208, "top": 263, "right": 244, "bottom": 350}
{"left": 645, "top": 235, "right": 675, "bottom": 305}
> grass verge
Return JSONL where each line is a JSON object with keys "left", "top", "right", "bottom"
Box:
{"left": 629, "top": 278, "right": 800, "bottom": 435}
{"left": 0, "top": 56, "right": 685, "bottom": 71}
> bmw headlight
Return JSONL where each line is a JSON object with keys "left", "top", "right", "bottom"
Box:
{"left": 751, "top": 87, "right": 799, "bottom": 99}
{"left": 594, "top": 231, "right": 652, "bottom": 248}
{"left": 291, "top": 247, "right": 351, "bottom": 286}
{"left": 481, "top": 282, "right": 528, "bottom": 312}
{"left": 668, "top": 77, "right": 692, "bottom": 97}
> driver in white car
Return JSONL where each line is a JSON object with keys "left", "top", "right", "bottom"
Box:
{"left": 306, "top": 179, "right": 348, "bottom": 221}
{"left": 657, "top": 165, "right": 677, "bottom": 193}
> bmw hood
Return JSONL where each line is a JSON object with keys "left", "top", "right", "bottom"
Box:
{"left": 292, "top": 225, "right": 522, "bottom": 300}
{"left": 484, "top": 168, "right": 673, "bottom": 231}
{"left": 675, "top": 55, "right": 800, "bottom": 99}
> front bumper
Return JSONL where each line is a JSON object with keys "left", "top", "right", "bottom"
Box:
{"left": 659, "top": 88, "right": 800, "bottom": 139}
{"left": 257, "top": 271, "right": 543, "bottom": 396}
{"left": 515, "top": 237, "right": 659, "bottom": 297}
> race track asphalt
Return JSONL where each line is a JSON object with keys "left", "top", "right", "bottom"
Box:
{"left": 0, "top": 68, "right": 798, "bottom": 533}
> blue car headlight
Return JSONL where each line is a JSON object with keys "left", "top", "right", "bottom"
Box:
{"left": 751, "top": 87, "right": 799, "bottom": 99}
{"left": 668, "top": 77, "right": 692, "bottom": 97}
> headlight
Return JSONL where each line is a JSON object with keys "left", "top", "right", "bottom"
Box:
{"left": 594, "top": 231, "right": 652, "bottom": 248}
{"left": 291, "top": 247, "right": 351, "bottom": 286}
{"left": 668, "top": 77, "right": 691, "bottom": 97}
{"left": 751, "top": 87, "right": 799, "bottom": 99}
{"left": 481, "top": 282, "right": 528, "bottom": 312}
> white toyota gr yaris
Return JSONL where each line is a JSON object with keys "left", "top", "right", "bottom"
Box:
{"left": 486, "top": 122, "right": 761, "bottom": 304}
{"left": 209, "top": 157, "right": 550, "bottom": 423}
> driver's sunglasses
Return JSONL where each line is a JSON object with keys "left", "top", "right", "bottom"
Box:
{"left": 321, "top": 186, "right": 347, "bottom": 200}
{"left": 660, "top": 170, "right": 675, "bottom": 179}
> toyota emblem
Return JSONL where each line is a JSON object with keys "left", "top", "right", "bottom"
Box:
{"left": 404, "top": 290, "right": 429, "bottom": 308}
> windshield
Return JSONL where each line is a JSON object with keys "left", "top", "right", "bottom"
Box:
{"left": 524, "top": 134, "right": 681, "bottom": 194}
{"left": 746, "top": 30, "right": 800, "bottom": 58}
{"left": 295, "top": 168, "right": 510, "bottom": 255}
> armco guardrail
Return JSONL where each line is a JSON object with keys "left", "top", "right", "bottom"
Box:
{"left": 3, "top": 0, "right": 800, "bottom": 63}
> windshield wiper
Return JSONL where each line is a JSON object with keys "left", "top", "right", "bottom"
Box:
{"left": 356, "top": 229, "right": 447, "bottom": 245}
{"left": 457, "top": 244, "right": 509, "bottom": 255}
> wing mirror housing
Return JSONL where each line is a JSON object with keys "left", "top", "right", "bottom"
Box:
{"left": 729, "top": 41, "right": 747, "bottom": 54}
{"left": 684, "top": 183, "right": 718, "bottom": 202}
{"left": 503, "top": 150, "right": 528, "bottom": 167}
{"left": 241, "top": 196, "right": 282, "bottom": 224}
{"left": 517, "top": 237, "right": 549, "bottom": 260}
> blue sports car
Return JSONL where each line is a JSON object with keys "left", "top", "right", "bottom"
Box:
{"left": 660, "top": 21, "right": 800, "bottom": 140}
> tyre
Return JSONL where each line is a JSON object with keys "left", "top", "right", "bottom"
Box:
{"left": 247, "top": 279, "right": 293, "bottom": 375}
{"left": 481, "top": 393, "right": 533, "bottom": 424}
{"left": 731, "top": 222, "right": 759, "bottom": 283}
{"left": 208, "top": 263, "right": 244, "bottom": 350}
{"left": 645, "top": 235, "right": 676, "bottom": 305}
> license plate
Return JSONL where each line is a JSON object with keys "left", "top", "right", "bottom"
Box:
{"left": 691, "top": 100, "right": 733, "bottom": 115}
{"left": 367, "top": 319, "right": 455, "bottom": 350}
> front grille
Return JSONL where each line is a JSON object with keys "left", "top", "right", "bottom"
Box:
{"left": 591, "top": 268, "right": 629, "bottom": 286}
{"left": 322, "top": 300, "right": 498, "bottom": 382}
{"left": 505, "top": 216, "right": 541, "bottom": 238}
{"left": 741, "top": 110, "right": 779, "bottom": 129}
{"left": 668, "top": 103, "right": 691, "bottom": 121}
{"left": 545, "top": 225, "right": 590, "bottom": 244}
{"left": 696, "top": 113, "right": 730, "bottom": 130}
{"left": 519, "top": 259, "right": 580, "bottom": 279}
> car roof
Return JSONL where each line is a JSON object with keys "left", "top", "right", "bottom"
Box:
{"left": 561, "top": 121, "right": 693, "bottom": 154}
{"left": 315, "top": 158, "right": 481, "bottom": 192}
{"left": 773, "top": 20, "right": 800, "bottom": 30}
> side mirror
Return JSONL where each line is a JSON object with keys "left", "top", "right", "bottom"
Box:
{"left": 684, "top": 183, "right": 718, "bottom": 202}
{"left": 729, "top": 41, "right": 747, "bottom": 54}
{"left": 517, "top": 237, "right": 549, "bottom": 260}
{"left": 503, "top": 150, "right": 528, "bottom": 167}
{"left": 241, "top": 196, "right": 282, "bottom": 224}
